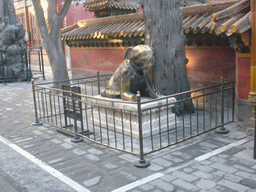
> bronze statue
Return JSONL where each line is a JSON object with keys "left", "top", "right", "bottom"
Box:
{"left": 101, "top": 45, "right": 161, "bottom": 101}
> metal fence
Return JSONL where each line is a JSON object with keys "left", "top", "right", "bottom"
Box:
{"left": 32, "top": 73, "right": 235, "bottom": 167}
{"left": 0, "top": 49, "right": 31, "bottom": 83}
{"left": 27, "top": 46, "right": 45, "bottom": 80}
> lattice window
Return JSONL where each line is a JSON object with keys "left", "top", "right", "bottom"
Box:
{"left": 16, "top": 13, "right": 26, "bottom": 29}
{"left": 30, "top": 13, "right": 42, "bottom": 47}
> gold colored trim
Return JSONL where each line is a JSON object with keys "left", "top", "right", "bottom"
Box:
{"left": 236, "top": 53, "right": 250, "bottom": 57}
{"left": 241, "top": 31, "right": 250, "bottom": 46}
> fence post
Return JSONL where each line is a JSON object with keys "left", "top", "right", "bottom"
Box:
{"left": 71, "top": 89, "right": 83, "bottom": 143}
{"left": 135, "top": 94, "right": 150, "bottom": 168}
{"left": 24, "top": 50, "right": 29, "bottom": 81}
{"left": 40, "top": 46, "right": 46, "bottom": 80}
{"left": 28, "top": 48, "right": 31, "bottom": 67}
{"left": 97, "top": 71, "right": 100, "bottom": 95}
{"left": 216, "top": 77, "right": 229, "bottom": 134}
{"left": 31, "top": 79, "right": 43, "bottom": 126}
{"left": 0, "top": 50, "right": 6, "bottom": 84}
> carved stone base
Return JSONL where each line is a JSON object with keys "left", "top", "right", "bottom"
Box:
{"left": 247, "top": 115, "right": 255, "bottom": 137}
{"left": 90, "top": 96, "right": 180, "bottom": 139}
{"left": 247, "top": 127, "right": 255, "bottom": 137}
{"left": 0, "top": 64, "right": 32, "bottom": 81}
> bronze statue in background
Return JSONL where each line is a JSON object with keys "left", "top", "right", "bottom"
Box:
{"left": 101, "top": 45, "right": 161, "bottom": 101}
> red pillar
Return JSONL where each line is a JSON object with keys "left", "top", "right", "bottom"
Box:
{"left": 24, "top": 0, "right": 32, "bottom": 48}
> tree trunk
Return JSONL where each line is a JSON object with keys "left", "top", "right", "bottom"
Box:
{"left": 143, "top": 0, "right": 194, "bottom": 113}
{"left": 31, "top": 0, "right": 72, "bottom": 84}
{"left": 44, "top": 36, "right": 69, "bottom": 83}
{"left": 4, "top": 0, "right": 16, "bottom": 24}
{"left": 0, "top": 0, "right": 3, "bottom": 22}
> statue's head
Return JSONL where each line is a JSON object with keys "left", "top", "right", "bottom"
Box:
{"left": 124, "top": 45, "right": 155, "bottom": 69}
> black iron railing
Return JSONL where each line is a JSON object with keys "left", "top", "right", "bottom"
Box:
{"left": 27, "top": 46, "right": 45, "bottom": 80}
{"left": 32, "top": 73, "right": 235, "bottom": 167}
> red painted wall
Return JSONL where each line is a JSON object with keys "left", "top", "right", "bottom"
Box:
{"left": 186, "top": 48, "right": 236, "bottom": 82}
{"left": 65, "top": 3, "right": 94, "bottom": 27}
{"left": 236, "top": 55, "right": 251, "bottom": 99}
{"left": 69, "top": 47, "right": 252, "bottom": 99}
{"left": 70, "top": 48, "right": 126, "bottom": 72}
{"left": 70, "top": 47, "right": 236, "bottom": 82}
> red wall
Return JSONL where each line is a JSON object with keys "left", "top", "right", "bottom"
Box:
{"left": 236, "top": 54, "right": 251, "bottom": 99}
{"left": 70, "top": 47, "right": 236, "bottom": 82}
{"left": 69, "top": 47, "right": 253, "bottom": 99}
{"left": 186, "top": 48, "right": 236, "bottom": 82}
{"left": 70, "top": 48, "right": 126, "bottom": 72}
{"left": 65, "top": 3, "right": 94, "bottom": 27}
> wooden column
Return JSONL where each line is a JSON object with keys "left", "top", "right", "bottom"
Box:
{"left": 24, "top": 0, "right": 32, "bottom": 47}
{"left": 248, "top": 0, "right": 256, "bottom": 136}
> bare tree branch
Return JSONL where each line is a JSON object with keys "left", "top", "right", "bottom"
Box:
{"left": 31, "top": 0, "right": 49, "bottom": 38}
{"left": 48, "top": 0, "right": 58, "bottom": 30}
{"left": 31, "top": 0, "right": 72, "bottom": 82}
{"left": 59, "top": 0, "right": 72, "bottom": 23}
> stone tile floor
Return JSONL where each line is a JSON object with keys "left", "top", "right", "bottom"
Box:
{"left": 0, "top": 62, "right": 256, "bottom": 192}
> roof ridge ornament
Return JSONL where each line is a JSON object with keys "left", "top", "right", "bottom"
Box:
{"left": 83, "top": 0, "right": 139, "bottom": 18}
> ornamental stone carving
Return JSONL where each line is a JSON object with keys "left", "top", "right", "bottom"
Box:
{"left": 0, "top": 0, "right": 32, "bottom": 81}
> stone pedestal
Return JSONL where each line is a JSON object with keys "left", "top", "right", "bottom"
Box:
{"left": 90, "top": 96, "right": 179, "bottom": 139}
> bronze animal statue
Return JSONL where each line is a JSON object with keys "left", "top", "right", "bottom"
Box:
{"left": 101, "top": 45, "right": 161, "bottom": 101}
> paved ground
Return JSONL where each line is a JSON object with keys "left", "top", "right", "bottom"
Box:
{"left": 0, "top": 61, "right": 256, "bottom": 192}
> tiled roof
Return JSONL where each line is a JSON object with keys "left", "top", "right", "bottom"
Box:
{"left": 182, "top": 0, "right": 250, "bottom": 35}
{"left": 83, "top": 0, "right": 139, "bottom": 11}
{"left": 62, "top": 0, "right": 251, "bottom": 47}
{"left": 62, "top": 13, "right": 144, "bottom": 41}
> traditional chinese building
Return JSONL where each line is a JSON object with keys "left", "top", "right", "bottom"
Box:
{"left": 14, "top": 0, "right": 41, "bottom": 47}
{"left": 62, "top": 0, "right": 251, "bottom": 102}
{"left": 13, "top": 0, "right": 252, "bottom": 102}
{"left": 13, "top": 0, "right": 90, "bottom": 48}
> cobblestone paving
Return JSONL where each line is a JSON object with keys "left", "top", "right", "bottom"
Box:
{"left": 0, "top": 72, "right": 256, "bottom": 191}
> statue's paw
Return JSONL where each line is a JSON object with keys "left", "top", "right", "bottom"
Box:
{"left": 101, "top": 88, "right": 121, "bottom": 99}
{"left": 121, "top": 92, "right": 137, "bottom": 101}
{"left": 100, "top": 89, "right": 109, "bottom": 97}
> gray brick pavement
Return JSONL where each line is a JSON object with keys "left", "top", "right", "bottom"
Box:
{"left": 1, "top": 68, "right": 256, "bottom": 192}
{"left": 0, "top": 168, "right": 26, "bottom": 192}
